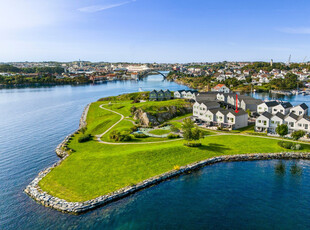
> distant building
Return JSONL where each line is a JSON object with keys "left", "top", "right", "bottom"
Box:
{"left": 211, "top": 84, "right": 230, "bottom": 93}
{"left": 149, "top": 89, "right": 171, "bottom": 101}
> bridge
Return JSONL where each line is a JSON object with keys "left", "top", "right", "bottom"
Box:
{"left": 138, "top": 70, "right": 169, "bottom": 79}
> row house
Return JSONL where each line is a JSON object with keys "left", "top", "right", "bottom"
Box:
{"left": 290, "top": 103, "right": 308, "bottom": 116}
{"left": 256, "top": 111, "right": 310, "bottom": 134}
{"left": 174, "top": 90, "right": 197, "bottom": 100}
{"left": 149, "top": 89, "right": 172, "bottom": 101}
{"left": 193, "top": 101, "right": 220, "bottom": 120}
{"left": 271, "top": 102, "right": 293, "bottom": 115}
{"left": 257, "top": 101, "right": 279, "bottom": 113}
{"left": 239, "top": 98, "right": 263, "bottom": 112}
{"left": 193, "top": 103, "right": 248, "bottom": 130}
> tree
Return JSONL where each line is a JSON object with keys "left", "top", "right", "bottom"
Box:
{"left": 291, "top": 130, "right": 305, "bottom": 141}
{"left": 182, "top": 118, "right": 195, "bottom": 144}
{"left": 183, "top": 128, "right": 193, "bottom": 144}
{"left": 246, "top": 109, "right": 251, "bottom": 117}
{"left": 192, "top": 127, "right": 204, "bottom": 143}
{"left": 276, "top": 124, "right": 288, "bottom": 138}
{"left": 181, "top": 118, "right": 194, "bottom": 130}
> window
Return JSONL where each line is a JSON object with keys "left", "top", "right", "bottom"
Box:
{"left": 271, "top": 121, "right": 274, "bottom": 124}
{"left": 263, "top": 121, "right": 267, "bottom": 125}
{"left": 258, "top": 120, "right": 261, "bottom": 123}
{"left": 305, "top": 124, "right": 308, "bottom": 129}
{"left": 299, "top": 111, "right": 302, "bottom": 115}
{"left": 298, "top": 123, "right": 302, "bottom": 127}
{"left": 231, "top": 118, "right": 234, "bottom": 122}
{"left": 258, "top": 107, "right": 262, "bottom": 110}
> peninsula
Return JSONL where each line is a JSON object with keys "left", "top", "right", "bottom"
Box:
{"left": 25, "top": 91, "right": 310, "bottom": 213}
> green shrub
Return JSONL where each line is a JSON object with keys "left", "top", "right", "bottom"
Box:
{"left": 109, "top": 130, "right": 132, "bottom": 142}
{"left": 130, "top": 125, "right": 139, "bottom": 133}
{"left": 278, "top": 141, "right": 303, "bottom": 150}
{"left": 78, "top": 134, "right": 92, "bottom": 143}
{"left": 134, "top": 133, "right": 148, "bottom": 138}
{"left": 80, "top": 127, "right": 87, "bottom": 134}
{"left": 167, "top": 133, "right": 180, "bottom": 139}
{"left": 184, "top": 142, "right": 202, "bottom": 147}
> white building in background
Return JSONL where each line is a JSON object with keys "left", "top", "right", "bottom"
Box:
{"left": 126, "top": 65, "right": 149, "bottom": 72}
{"left": 211, "top": 84, "right": 230, "bottom": 93}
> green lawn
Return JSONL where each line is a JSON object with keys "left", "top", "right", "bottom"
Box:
{"left": 38, "top": 98, "right": 310, "bottom": 202}
{"left": 148, "top": 129, "right": 171, "bottom": 135}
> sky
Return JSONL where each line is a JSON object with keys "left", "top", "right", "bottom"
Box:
{"left": 0, "top": 0, "right": 310, "bottom": 63}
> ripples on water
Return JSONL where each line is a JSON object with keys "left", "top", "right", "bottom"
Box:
{"left": 1, "top": 77, "right": 310, "bottom": 229}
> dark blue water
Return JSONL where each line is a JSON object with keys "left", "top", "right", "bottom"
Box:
{"left": 1, "top": 77, "right": 310, "bottom": 229}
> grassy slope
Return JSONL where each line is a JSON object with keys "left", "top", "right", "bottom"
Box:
{"left": 39, "top": 99, "right": 310, "bottom": 202}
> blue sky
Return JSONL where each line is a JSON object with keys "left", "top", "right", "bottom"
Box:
{"left": 1, "top": 0, "right": 310, "bottom": 63}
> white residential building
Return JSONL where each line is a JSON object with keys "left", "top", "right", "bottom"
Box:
{"left": 272, "top": 102, "right": 293, "bottom": 115}
{"left": 257, "top": 101, "right": 279, "bottom": 114}
{"left": 290, "top": 103, "right": 308, "bottom": 116}
{"left": 211, "top": 84, "right": 230, "bottom": 93}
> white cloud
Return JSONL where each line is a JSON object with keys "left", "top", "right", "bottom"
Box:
{"left": 278, "top": 27, "right": 310, "bottom": 34}
{"left": 78, "top": 0, "right": 136, "bottom": 13}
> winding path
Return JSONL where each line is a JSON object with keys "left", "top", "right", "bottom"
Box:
{"left": 96, "top": 104, "right": 188, "bottom": 145}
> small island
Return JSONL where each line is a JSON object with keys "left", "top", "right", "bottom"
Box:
{"left": 25, "top": 91, "right": 310, "bottom": 214}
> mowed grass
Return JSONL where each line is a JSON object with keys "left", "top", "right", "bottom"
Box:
{"left": 148, "top": 129, "right": 171, "bottom": 135}
{"left": 39, "top": 133, "right": 310, "bottom": 202}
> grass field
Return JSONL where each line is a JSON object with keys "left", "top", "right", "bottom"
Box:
{"left": 38, "top": 97, "right": 310, "bottom": 202}
{"left": 148, "top": 129, "right": 171, "bottom": 135}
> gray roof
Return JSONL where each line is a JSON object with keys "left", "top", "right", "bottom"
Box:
{"left": 195, "top": 92, "right": 217, "bottom": 102}
{"left": 228, "top": 109, "right": 248, "bottom": 116}
{"left": 285, "top": 112, "right": 299, "bottom": 120}
{"left": 241, "top": 98, "right": 263, "bottom": 104}
{"left": 280, "top": 102, "right": 293, "bottom": 109}
{"left": 261, "top": 111, "right": 273, "bottom": 119}
{"left": 274, "top": 112, "right": 285, "bottom": 120}
{"left": 207, "top": 108, "right": 226, "bottom": 114}
{"left": 265, "top": 101, "right": 279, "bottom": 107}
{"left": 298, "top": 103, "right": 308, "bottom": 110}
{"left": 200, "top": 101, "right": 220, "bottom": 107}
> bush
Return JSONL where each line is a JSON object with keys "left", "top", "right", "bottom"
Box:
{"left": 134, "top": 133, "right": 148, "bottom": 138}
{"left": 78, "top": 134, "right": 92, "bottom": 143}
{"left": 80, "top": 127, "right": 87, "bottom": 134}
{"left": 278, "top": 141, "right": 303, "bottom": 150}
{"left": 110, "top": 130, "right": 132, "bottom": 142}
{"left": 291, "top": 130, "right": 306, "bottom": 141}
{"left": 130, "top": 125, "right": 139, "bottom": 133}
{"left": 184, "top": 142, "right": 202, "bottom": 147}
{"left": 167, "top": 133, "right": 180, "bottom": 139}
{"left": 170, "top": 125, "right": 180, "bottom": 133}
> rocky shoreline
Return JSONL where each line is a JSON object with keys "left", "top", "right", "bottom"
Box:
{"left": 55, "top": 104, "right": 89, "bottom": 158}
{"left": 25, "top": 150, "right": 310, "bottom": 214}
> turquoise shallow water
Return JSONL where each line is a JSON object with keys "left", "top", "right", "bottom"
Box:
{"left": 1, "top": 79, "right": 310, "bottom": 229}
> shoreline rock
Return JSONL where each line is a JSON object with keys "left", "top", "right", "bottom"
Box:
{"left": 24, "top": 151, "right": 310, "bottom": 214}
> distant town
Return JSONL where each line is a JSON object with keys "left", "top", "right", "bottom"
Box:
{"left": 0, "top": 61, "right": 310, "bottom": 94}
